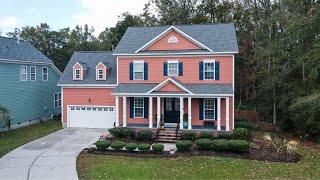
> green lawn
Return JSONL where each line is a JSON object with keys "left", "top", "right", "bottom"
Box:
{"left": 77, "top": 145, "right": 320, "bottom": 179}
{"left": 0, "top": 120, "right": 62, "bottom": 157}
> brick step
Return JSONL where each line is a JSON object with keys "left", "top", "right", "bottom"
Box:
{"left": 158, "top": 134, "right": 181, "bottom": 137}
{"left": 158, "top": 136, "right": 180, "bottom": 140}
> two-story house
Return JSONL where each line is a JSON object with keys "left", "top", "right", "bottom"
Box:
{"left": 58, "top": 24, "right": 238, "bottom": 131}
{"left": 0, "top": 36, "right": 61, "bottom": 130}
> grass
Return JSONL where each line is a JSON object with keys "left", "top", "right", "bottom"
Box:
{"left": 77, "top": 145, "right": 320, "bottom": 179}
{"left": 0, "top": 120, "right": 61, "bottom": 157}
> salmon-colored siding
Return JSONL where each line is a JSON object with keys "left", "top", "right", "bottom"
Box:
{"left": 62, "top": 88, "right": 115, "bottom": 123}
{"left": 118, "top": 56, "right": 233, "bottom": 84}
{"left": 157, "top": 82, "right": 184, "bottom": 92}
{"left": 145, "top": 30, "right": 202, "bottom": 51}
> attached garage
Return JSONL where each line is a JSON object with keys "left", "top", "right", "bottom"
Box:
{"left": 68, "top": 106, "right": 115, "bottom": 128}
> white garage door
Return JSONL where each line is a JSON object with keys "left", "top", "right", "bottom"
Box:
{"left": 68, "top": 106, "right": 115, "bottom": 128}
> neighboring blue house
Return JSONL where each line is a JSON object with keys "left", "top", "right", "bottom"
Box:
{"left": 0, "top": 36, "right": 61, "bottom": 129}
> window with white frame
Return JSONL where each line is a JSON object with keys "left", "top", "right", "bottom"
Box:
{"left": 168, "top": 36, "right": 178, "bottom": 44}
{"left": 204, "top": 61, "right": 215, "bottom": 80}
{"left": 30, "top": 66, "right": 36, "bottom": 81}
{"left": 133, "top": 62, "right": 144, "bottom": 80}
{"left": 74, "top": 69, "right": 81, "bottom": 80}
{"left": 98, "top": 69, "right": 104, "bottom": 79}
{"left": 54, "top": 92, "right": 61, "bottom": 108}
{"left": 134, "top": 98, "right": 144, "bottom": 118}
{"left": 168, "top": 61, "right": 178, "bottom": 76}
{"left": 204, "top": 99, "right": 215, "bottom": 120}
{"left": 20, "top": 66, "right": 27, "bottom": 81}
{"left": 42, "top": 67, "right": 48, "bottom": 81}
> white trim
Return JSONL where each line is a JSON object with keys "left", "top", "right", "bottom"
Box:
{"left": 188, "top": 97, "right": 192, "bottom": 129}
{"left": 96, "top": 62, "right": 107, "bottom": 80}
{"left": 179, "top": 97, "right": 184, "bottom": 129}
{"left": 42, "top": 67, "right": 49, "bottom": 81}
{"left": 217, "top": 98, "right": 221, "bottom": 130}
{"left": 57, "top": 84, "right": 117, "bottom": 87}
{"left": 146, "top": 77, "right": 193, "bottom": 94}
{"left": 156, "top": 97, "right": 161, "bottom": 128}
{"left": 112, "top": 93, "right": 234, "bottom": 97}
{"left": 133, "top": 60, "right": 144, "bottom": 80}
{"left": 73, "top": 62, "right": 83, "bottom": 80}
{"left": 61, "top": 87, "right": 64, "bottom": 124}
{"left": 167, "top": 60, "right": 179, "bottom": 77}
{"left": 149, "top": 97, "right": 153, "bottom": 128}
{"left": 20, "top": 65, "right": 27, "bottom": 81}
{"left": 123, "top": 96, "right": 127, "bottom": 127}
{"left": 232, "top": 55, "right": 235, "bottom": 130}
{"left": 168, "top": 36, "right": 178, "bottom": 44}
{"left": 115, "top": 96, "right": 119, "bottom": 127}
{"left": 133, "top": 97, "right": 144, "bottom": 118}
{"left": 54, "top": 92, "right": 61, "bottom": 108}
{"left": 116, "top": 56, "right": 119, "bottom": 85}
{"left": 203, "top": 60, "right": 216, "bottom": 80}
{"left": 134, "top": 26, "right": 213, "bottom": 53}
{"left": 30, "top": 66, "right": 36, "bottom": 81}
{"left": 114, "top": 52, "right": 238, "bottom": 56}
{"left": 203, "top": 98, "right": 216, "bottom": 120}
{"left": 226, "top": 97, "right": 230, "bottom": 131}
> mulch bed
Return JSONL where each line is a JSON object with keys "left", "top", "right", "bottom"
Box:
{"left": 81, "top": 146, "right": 301, "bottom": 163}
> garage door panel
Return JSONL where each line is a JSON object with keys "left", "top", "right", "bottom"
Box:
{"left": 68, "top": 106, "right": 115, "bottom": 128}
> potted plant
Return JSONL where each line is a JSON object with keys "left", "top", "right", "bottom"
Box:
{"left": 183, "top": 113, "right": 188, "bottom": 129}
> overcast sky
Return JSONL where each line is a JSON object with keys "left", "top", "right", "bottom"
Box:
{"left": 0, "top": 0, "right": 148, "bottom": 36}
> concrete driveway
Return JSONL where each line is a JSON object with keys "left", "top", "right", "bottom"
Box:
{"left": 0, "top": 128, "right": 105, "bottom": 180}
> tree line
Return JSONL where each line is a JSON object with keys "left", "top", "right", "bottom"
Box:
{"left": 6, "top": 0, "right": 320, "bottom": 139}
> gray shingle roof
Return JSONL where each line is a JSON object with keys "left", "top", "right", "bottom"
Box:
{"left": 0, "top": 36, "right": 52, "bottom": 63}
{"left": 58, "top": 51, "right": 117, "bottom": 85}
{"left": 113, "top": 83, "right": 233, "bottom": 95}
{"left": 114, "top": 24, "right": 238, "bottom": 54}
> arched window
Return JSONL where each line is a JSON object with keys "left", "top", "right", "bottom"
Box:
{"left": 168, "top": 36, "right": 178, "bottom": 44}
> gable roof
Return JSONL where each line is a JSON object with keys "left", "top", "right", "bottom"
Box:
{"left": 58, "top": 51, "right": 117, "bottom": 85}
{"left": 0, "top": 36, "right": 52, "bottom": 63}
{"left": 147, "top": 77, "right": 193, "bottom": 94}
{"left": 114, "top": 24, "right": 238, "bottom": 54}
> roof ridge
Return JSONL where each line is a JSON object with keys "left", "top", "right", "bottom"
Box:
{"left": 0, "top": 36, "right": 28, "bottom": 43}
{"left": 74, "top": 51, "right": 113, "bottom": 53}
{"left": 128, "top": 23, "right": 234, "bottom": 29}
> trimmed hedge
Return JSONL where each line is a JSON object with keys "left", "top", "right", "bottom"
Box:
{"left": 95, "top": 140, "right": 110, "bottom": 150}
{"left": 229, "top": 140, "right": 250, "bottom": 153}
{"left": 109, "top": 127, "right": 123, "bottom": 138}
{"left": 233, "top": 128, "right": 250, "bottom": 140}
{"left": 152, "top": 143, "right": 164, "bottom": 153}
{"left": 211, "top": 139, "right": 229, "bottom": 151}
{"left": 125, "top": 143, "right": 138, "bottom": 151}
{"left": 195, "top": 138, "right": 212, "bottom": 150}
{"left": 218, "top": 132, "right": 234, "bottom": 140}
{"left": 137, "top": 130, "right": 153, "bottom": 141}
{"left": 198, "top": 131, "right": 214, "bottom": 139}
{"left": 122, "top": 127, "right": 136, "bottom": 139}
{"left": 235, "top": 121, "right": 256, "bottom": 130}
{"left": 176, "top": 140, "right": 193, "bottom": 152}
{"left": 110, "top": 140, "right": 126, "bottom": 150}
{"left": 180, "top": 131, "right": 197, "bottom": 141}
{"left": 138, "top": 143, "right": 151, "bottom": 151}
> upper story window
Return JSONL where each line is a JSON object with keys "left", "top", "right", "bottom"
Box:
{"left": 98, "top": 69, "right": 104, "bottom": 79}
{"left": 168, "top": 61, "right": 179, "bottom": 76}
{"left": 133, "top": 61, "right": 144, "bottom": 80}
{"left": 168, "top": 36, "right": 178, "bottom": 44}
{"left": 20, "top": 66, "right": 27, "bottom": 81}
{"left": 42, "top": 67, "right": 48, "bottom": 81}
{"left": 134, "top": 97, "right": 144, "bottom": 118}
{"left": 74, "top": 69, "right": 81, "bottom": 80}
{"left": 96, "top": 62, "right": 107, "bottom": 80}
{"left": 30, "top": 66, "right": 36, "bottom": 81}
{"left": 54, "top": 92, "right": 61, "bottom": 108}
{"left": 204, "top": 99, "right": 215, "bottom": 120}
{"left": 204, "top": 61, "right": 215, "bottom": 80}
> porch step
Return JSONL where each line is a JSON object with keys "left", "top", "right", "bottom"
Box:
{"left": 156, "top": 128, "right": 181, "bottom": 143}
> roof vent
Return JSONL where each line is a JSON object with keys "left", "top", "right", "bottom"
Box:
{"left": 14, "top": 28, "right": 21, "bottom": 44}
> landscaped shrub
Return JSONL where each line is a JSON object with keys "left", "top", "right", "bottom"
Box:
{"left": 198, "top": 131, "right": 214, "bottom": 139}
{"left": 218, "top": 132, "right": 234, "bottom": 139}
{"left": 137, "top": 130, "right": 153, "bottom": 141}
{"left": 122, "top": 127, "right": 135, "bottom": 139}
{"left": 233, "top": 128, "right": 250, "bottom": 140}
{"left": 211, "top": 139, "right": 229, "bottom": 151}
{"left": 229, "top": 140, "right": 250, "bottom": 153}
{"left": 152, "top": 143, "right": 164, "bottom": 153}
{"left": 108, "top": 127, "right": 124, "bottom": 138}
{"left": 125, "top": 142, "right": 138, "bottom": 151}
{"left": 110, "top": 140, "right": 126, "bottom": 150}
{"left": 138, "top": 143, "right": 151, "bottom": 151}
{"left": 175, "top": 140, "right": 193, "bottom": 152}
{"left": 195, "top": 138, "right": 212, "bottom": 150}
{"left": 95, "top": 140, "right": 110, "bottom": 150}
{"left": 180, "top": 131, "right": 197, "bottom": 141}
{"left": 235, "top": 121, "right": 256, "bottom": 130}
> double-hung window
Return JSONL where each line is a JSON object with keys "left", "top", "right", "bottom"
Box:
{"left": 30, "top": 66, "right": 36, "bottom": 81}
{"left": 54, "top": 92, "right": 61, "bottom": 108}
{"left": 20, "top": 66, "right": 27, "bottom": 81}
{"left": 75, "top": 69, "right": 81, "bottom": 80}
{"left": 168, "top": 61, "right": 178, "bottom": 76}
{"left": 204, "top": 61, "right": 215, "bottom": 80}
{"left": 42, "top": 67, "right": 48, "bottom": 81}
{"left": 133, "top": 61, "right": 144, "bottom": 80}
{"left": 98, "top": 69, "right": 104, "bottom": 79}
{"left": 204, "top": 99, "right": 215, "bottom": 120}
{"left": 134, "top": 98, "right": 144, "bottom": 118}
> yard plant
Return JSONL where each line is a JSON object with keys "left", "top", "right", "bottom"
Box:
{"left": 229, "top": 140, "right": 250, "bottom": 153}
{"left": 95, "top": 140, "right": 110, "bottom": 150}
{"left": 180, "top": 131, "right": 197, "bottom": 141}
{"left": 211, "top": 139, "right": 230, "bottom": 151}
{"left": 125, "top": 143, "right": 138, "bottom": 151}
{"left": 195, "top": 138, "right": 212, "bottom": 150}
{"left": 152, "top": 143, "right": 164, "bottom": 153}
{"left": 137, "top": 130, "right": 153, "bottom": 142}
{"left": 110, "top": 141, "right": 126, "bottom": 150}
{"left": 175, "top": 140, "right": 193, "bottom": 152}
{"left": 138, "top": 143, "right": 151, "bottom": 151}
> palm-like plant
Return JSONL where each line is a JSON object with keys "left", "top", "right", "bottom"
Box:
{"left": 263, "top": 133, "right": 298, "bottom": 156}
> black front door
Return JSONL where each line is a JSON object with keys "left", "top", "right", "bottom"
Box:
{"left": 164, "top": 98, "right": 180, "bottom": 123}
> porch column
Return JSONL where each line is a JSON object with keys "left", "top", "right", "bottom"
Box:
{"left": 122, "top": 96, "right": 127, "bottom": 127}
{"left": 188, "top": 97, "right": 192, "bottom": 129}
{"left": 149, "top": 97, "right": 153, "bottom": 128}
{"left": 217, "top": 97, "right": 221, "bottom": 131}
{"left": 179, "top": 97, "right": 184, "bottom": 129}
{"left": 226, "top": 97, "right": 230, "bottom": 131}
{"left": 157, "top": 97, "right": 161, "bottom": 128}
{"left": 115, "top": 96, "right": 119, "bottom": 127}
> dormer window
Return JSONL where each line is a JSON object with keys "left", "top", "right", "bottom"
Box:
{"left": 73, "top": 62, "right": 83, "bottom": 80}
{"left": 98, "top": 70, "right": 104, "bottom": 79}
{"left": 168, "top": 36, "right": 178, "bottom": 44}
{"left": 75, "top": 69, "right": 81, "bottom": 80}
{"left": 96, "top": 62, "right": 107, "bottom": 80}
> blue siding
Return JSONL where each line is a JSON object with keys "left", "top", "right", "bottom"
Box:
{"left": 0, "top": 62, "right": 60, "bottom": 126}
